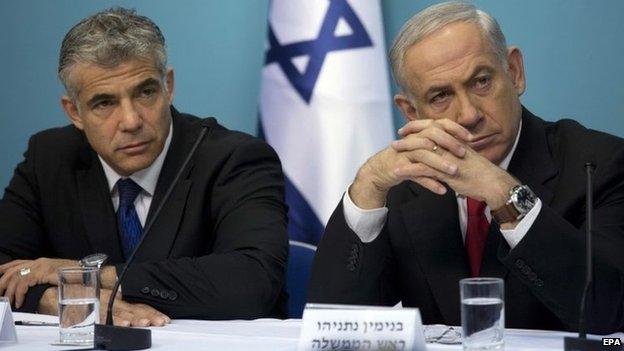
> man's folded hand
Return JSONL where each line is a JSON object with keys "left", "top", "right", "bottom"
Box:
{"left": 0, "top": 258, "right": 76, "bottom": 308}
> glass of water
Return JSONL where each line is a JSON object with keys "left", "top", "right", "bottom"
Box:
{"left": 58, "top": 267, "right": 100, "bottom": 345}
{"left": 460, "top": 277, "right": 504, "bottom": 351}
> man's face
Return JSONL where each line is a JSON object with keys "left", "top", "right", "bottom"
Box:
{"left": 61, "top": 59, "right": 174, "bottom": 176}
{"left": 395, "top": 21, "right": 526, "bottom": 165}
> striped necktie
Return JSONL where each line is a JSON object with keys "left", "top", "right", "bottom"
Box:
{"left": 117, "top": 178, "right": 143, "bottom": 259}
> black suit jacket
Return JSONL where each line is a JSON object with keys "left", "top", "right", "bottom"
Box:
{"left": 0, "top": 107, "right": 288, "bottom": 319}
{"left": 309, "top": 108, "right": 624, "bottom": 334}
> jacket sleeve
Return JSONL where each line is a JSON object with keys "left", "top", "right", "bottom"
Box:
{"left": 0, "top": 135, "right": 52, "bottom": 312}
{"left": 119, "top": 138, "right": 289, "bottom": 319}
{"left": 308, "top": 201, "right": 399, "bottom": 307}
{"left": 500, "top": 149, "right": 624, "bottom": 334}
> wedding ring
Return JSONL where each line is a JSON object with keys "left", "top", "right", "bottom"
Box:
{"left": 19, "top": 267, "right": 31, "bottom": 276}
{"left": 432, "top": 144, "right": 439, "bottom": 152}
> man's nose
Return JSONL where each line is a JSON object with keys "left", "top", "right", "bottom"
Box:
{"left": 119, "top": 100, "right": 143, "bottom": 132}
{"left": 455, "top": 93, "right": 482, "bottom": 130}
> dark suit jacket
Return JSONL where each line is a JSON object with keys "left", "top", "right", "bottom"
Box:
{"left": 309, "top": 108, "right": 624, "bottom": 334}
{"left": 0, "top": 107, "right": 289, "bottom": 319}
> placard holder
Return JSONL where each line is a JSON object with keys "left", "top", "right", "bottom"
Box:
{"left": 298, "top": 303, "right": 425, "bottom": 351}
{"left": 0, "top": 297, "right": 18, "bottom": 344}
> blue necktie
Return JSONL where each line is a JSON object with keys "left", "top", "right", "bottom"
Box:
{"left": 117, "top": 178, "right": 143, "bottom": 259}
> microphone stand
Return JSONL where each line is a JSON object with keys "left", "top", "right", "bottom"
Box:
{"left": 563, "top": 163, "right": 603, "bottom": 351}
{"left": 94, "top": 120, "right": 212, "bottom": 350}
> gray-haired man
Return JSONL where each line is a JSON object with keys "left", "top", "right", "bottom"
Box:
{"left": 310, "top": 1, "right": 624, "bottom": 334}
{"left": 0, "top": 8, "right": 288, "bottom": 326}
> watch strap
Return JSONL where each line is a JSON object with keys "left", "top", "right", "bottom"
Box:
{"left": 492, "top": 202, "right": 520, "bottom": 224}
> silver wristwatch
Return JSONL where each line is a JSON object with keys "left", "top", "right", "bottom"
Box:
{"left": 491, "top": 185, "right": 537, "bottom": 224}
{"left": 78, "top": 253, "right": 108, "bottom": 269}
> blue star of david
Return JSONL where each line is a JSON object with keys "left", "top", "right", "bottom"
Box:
{"left": 265, "top": 0, "right": 373, "bottom": 103}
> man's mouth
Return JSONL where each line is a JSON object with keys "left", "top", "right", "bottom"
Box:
{"left": 118, "top": 141, "right": 151, "bottom": 155}
{"left": 468, "top": 134, "right": 495, "bottom": 150}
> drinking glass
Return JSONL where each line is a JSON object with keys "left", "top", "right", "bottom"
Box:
{"left": 460, "top": 277, "right": 504, "bottom": 351}
{"left": 58, "top": 267, "right": 100, "bottom": 345}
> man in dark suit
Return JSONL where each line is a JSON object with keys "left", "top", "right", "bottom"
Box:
{"left": 0, "top": 8, "right": 288, "bottom": 326}
{"left": 309, "top": 2, "right": 624, "bottom": 334}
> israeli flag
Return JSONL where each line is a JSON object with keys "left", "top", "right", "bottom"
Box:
{"left": 259, "top": 0, "right": 394, "bottom": 245}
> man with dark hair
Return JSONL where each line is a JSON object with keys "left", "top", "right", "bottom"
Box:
{"left": 0, "top": 8, "right": 288, "bottom": 326}
{"left": 310, "top": 1, "right": 624, "bottom": 333}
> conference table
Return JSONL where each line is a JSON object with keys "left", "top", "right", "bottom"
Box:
{"left": 6, "top": 312, "right": 620, "bottom": 350}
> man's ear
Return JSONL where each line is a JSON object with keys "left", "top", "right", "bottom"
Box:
{"left": 165, "top": 68, "right": 175, "bottom": 104}
{"left": 61, "top": 96, "right": 84, "bottom": 130}
{"left": 507, "top": 46, "right": 526, "bottom": 96}
{"left": 394, "top": 94, "right": 419, "bottom": 121}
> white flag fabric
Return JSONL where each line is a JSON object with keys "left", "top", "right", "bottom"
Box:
{"left": 259, "top": 0, "right": 394, "bottom": 245}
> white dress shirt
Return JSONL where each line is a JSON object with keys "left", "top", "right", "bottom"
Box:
{"left": 98, "top": 121, "right": 173, "bottom": 226}
{"left": 343, "top": 120, "right": 542, "bottom": 249}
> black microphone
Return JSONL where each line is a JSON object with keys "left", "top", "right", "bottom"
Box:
{"left": 563, "top": 162, "right": 603, "bottom": 351}
{"left": 94, "top": 118, "right": 214, "bottom": 351}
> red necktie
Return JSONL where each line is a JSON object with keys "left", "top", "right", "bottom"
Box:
{"left": 465, "top": 198, "right": 490, "bottom": 277}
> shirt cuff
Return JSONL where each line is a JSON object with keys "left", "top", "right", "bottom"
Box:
{"left": 342, "top": 185, "right": 388, "bottom": 243}
{"left": 499, "top": 198, "right": 542, "bottom": 249}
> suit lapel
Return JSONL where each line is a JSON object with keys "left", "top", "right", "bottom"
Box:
{"left": 508, "top": 108, "right": 558, "bottom": 205}
{"left": 137, "top": 108, "right": 196, "bottom": 261}
{"left": 136, "top": 179, "right": 192, "bottom": 261}
{"left": 401, "top": 184, "right": 467, "bottom": 325}
{"left": 76, "top": 147, "right": 124, "bottom": 263}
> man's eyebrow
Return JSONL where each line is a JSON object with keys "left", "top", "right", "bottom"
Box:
{"left": 135, "top": 78, "right": 161, "bottom": 91}
{"left": 468, "top": 65, "right": 494, "bottom": 80}
{"left": 86, "top": 93, "right": 115, "bottom": 107}
{"left": 423, "top": 65, "right": 496, "bottom": 97}
{"left": 425, "top": 84, "right": 451, "bottom": 97}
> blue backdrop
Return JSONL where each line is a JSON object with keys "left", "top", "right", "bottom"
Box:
{"left": 1, "top": 0, "right": 623, "bottom": 188}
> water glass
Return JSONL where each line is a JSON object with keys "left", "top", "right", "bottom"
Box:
{"left": 58, "top": 267, "right": 100, "bottom": 345}
{"left": 460, "top": 277, "right": 504, "bottom": 351}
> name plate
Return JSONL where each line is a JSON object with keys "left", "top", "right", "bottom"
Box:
{"left": 0, "top": 298, "right": 17, "bottom": 344}
{"left": 297, "top": 303, "right": 425, "bottom": 351}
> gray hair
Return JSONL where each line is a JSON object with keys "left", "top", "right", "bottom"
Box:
{"left": 58, "top": 7, "right": 167, "bottom": 99}
{"left": 389, "top": 1, "right": 508, "bottom": 95}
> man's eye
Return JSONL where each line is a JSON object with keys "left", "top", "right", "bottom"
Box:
{"left": 140, "top": 87, "right": 157, "bottom": 97}
{"left": 93, "top": 100, "right": 114, "bottom": 110}
{"left": 431, "top": 91, "right": 450, "bottom": 104}
{"left": 474, "top": 76, "right": 491, "bottom": 90}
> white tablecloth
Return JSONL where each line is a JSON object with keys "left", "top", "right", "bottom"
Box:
{"left": 3, "top": 312, "right": 620, "bottom": 350}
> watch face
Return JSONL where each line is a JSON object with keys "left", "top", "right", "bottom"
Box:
{"left": 83, "top": 253, "right": 108, "bottom": 267}
{"left": 511, "top": 186, "right": 537, "bottom": 214}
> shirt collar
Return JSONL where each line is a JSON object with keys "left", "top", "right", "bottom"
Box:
{"left": 99, "top": 120, "right": 173, "bottom": 196}
{"left": 499, "top": 118, "right": 522, "bottom": 171}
